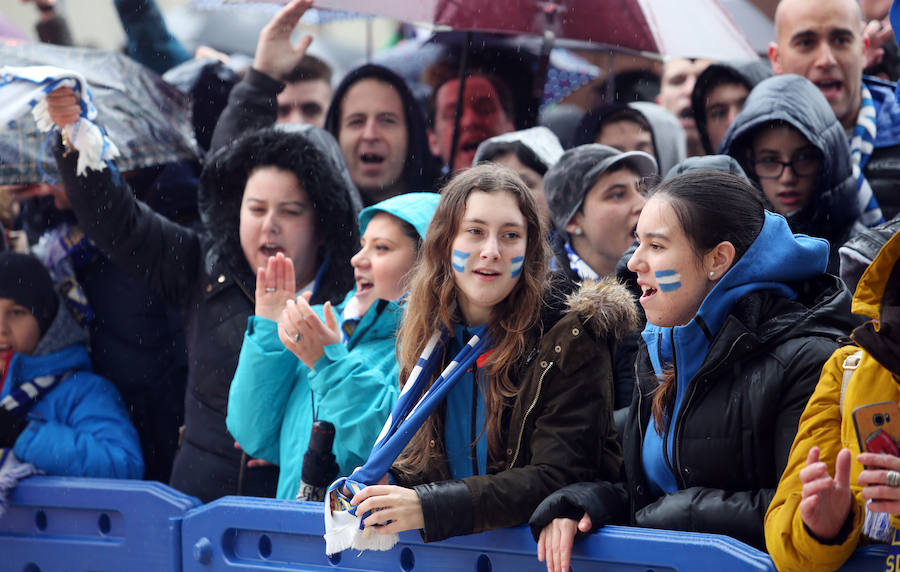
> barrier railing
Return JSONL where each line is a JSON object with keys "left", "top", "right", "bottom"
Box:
{"left": 0, "top": 476, "right": 893, "bottom": 571}
{"left": 1, "top": 476, "right": 200, "bottom": 572}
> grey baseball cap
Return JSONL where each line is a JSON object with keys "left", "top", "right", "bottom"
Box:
{"left": 544, "top": 144, "right": 657, "bottom": 238}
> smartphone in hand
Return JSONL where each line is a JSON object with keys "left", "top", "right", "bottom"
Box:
{"left": 853, "top": 401, "right": 900, "bottom": 460}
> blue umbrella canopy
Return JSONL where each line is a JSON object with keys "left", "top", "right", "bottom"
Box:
{"left": 0, "top": 42, "right": 199, "bottom": 185}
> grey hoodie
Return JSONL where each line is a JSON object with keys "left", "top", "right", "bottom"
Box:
{"left": 720, "top": 74, "right": 862, "bottom": 272}
{"left": 629, "top": 102, "right": 687, "bottom": 176}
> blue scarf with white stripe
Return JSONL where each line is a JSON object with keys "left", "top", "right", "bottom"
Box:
{"left": 849, "top": 84, "right": 886, "bottom": 229}
{"left": 0, "top": 65, "right": 120, "bottom": 182}
{"left": 324, "top": 326, "right": 491, "bottom": 555}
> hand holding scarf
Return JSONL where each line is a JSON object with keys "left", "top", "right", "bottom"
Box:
{"left": 323, "top": 326, "right": 491, "bottom": 555}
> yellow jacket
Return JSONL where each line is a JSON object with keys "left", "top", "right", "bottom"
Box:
{"left": 765, "top": 229, "right": 900, "bottom": 572}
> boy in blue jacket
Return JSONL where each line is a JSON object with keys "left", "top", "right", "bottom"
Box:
{"left": 0, "top": 253, "right": 143, "bottom": 481}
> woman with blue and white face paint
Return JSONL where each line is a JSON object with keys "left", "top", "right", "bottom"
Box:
{"left": 324, "top": 164, "right": 638, "bottom": 553}
{"left": 532, "top": 171, "right": 859, "bottom": 572}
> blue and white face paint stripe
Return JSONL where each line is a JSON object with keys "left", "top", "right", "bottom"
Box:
{"left": 510, "top": 256, "right": 524, "bottom": 278}
{"left": 654, "top": 269, "right": 682, "bottom": 292}
{"left": 451, "top": 249, "right": 470, "bottom": 273}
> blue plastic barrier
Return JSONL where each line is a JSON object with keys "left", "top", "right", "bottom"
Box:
{"left": 0, "top": 476, "right": 200, "bottom": 572}
{"left": 0, "top": 477, "right": 895, "bottom": 571}
{"left": 179, "top": 497, "right": 776, "bottom": 571}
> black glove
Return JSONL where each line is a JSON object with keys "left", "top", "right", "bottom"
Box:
{"left": 0, "top": 408, "right": 28, "bottom": 448}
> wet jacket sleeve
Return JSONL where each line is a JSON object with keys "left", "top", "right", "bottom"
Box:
{"left": 414, "top": 340, "right": 620, "bottom": 542}
{"left": 765, "top": 346, "right": 865, "bottom": 572}
{"left": 53, "top": 139, "right": 202, "bottom": 305}
{"left": 307, "top": 342, "right": 400, "bottom": 476}
{"left": 635, "top": 336, "right": 838, "bottom": 549}
{"left": 14, "top": 373, "right": 144, "bottom": 479}
{"left": 208, "top": 68, "right": 282, "bottom": 154}
{"left": 114, "top": 0, "right": 191, "bottom": 75}
{"left": 226, "top": 316, "right": 299, "bottom": 464}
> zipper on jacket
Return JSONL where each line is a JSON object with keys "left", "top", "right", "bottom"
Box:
{"left": 509, "top": 360, "right": 553, "bottom": 468}
{"left": 232, "top": 272, "right": 254, "bottom": 304}
{"left": 672, "top": 331, "right": 750, "bottom": 489}
{"left": 661, "top": 330, "right": 678, "bottom": 479}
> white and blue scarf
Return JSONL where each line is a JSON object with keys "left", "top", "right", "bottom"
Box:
{"left": 1, "top": 371, "right": 67, "bottom": 417}
{"left": 564, "top": 241, "right": 600, "bottom": 281}
{"left": 849, "top": 84, "right": 886, "bottom": 230}
{"left": 323, "top": 326, "right": 491, "bottom": 555}
{"left": 0, "top": 448, "right": 42, "bottom": 517}
{"left": 0, "top": 65, "right": 120, "bottom": 180}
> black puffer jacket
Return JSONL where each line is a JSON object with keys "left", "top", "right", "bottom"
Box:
{"left": 54, "top": 125, "right": 359, "bottom": 502}
{"left": 530, "top": 274, "right": 858, "bottom": 549}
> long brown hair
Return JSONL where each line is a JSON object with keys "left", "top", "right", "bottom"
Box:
{"left": 394, "top": 164, "right": 550, "bottom": 476}
{"left": 648, "top": 171, "right": 765, "bottom": 434}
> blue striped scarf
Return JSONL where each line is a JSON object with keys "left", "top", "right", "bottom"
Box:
{"left": 564, "top": 241, "right": 600, "bottom": 281}
{"left": 1, "top": 370, "right": 68, "bottom": 417}
{"left": 849, "top": 85, "right": 886, "bottom": 230}
{"left": 324, "top": 325, "right": 492, "bottom": 555}
{"left": 0, "top": 65, "right": 120, "bottom": 181}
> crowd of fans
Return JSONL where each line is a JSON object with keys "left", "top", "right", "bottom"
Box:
{"left": 2, "top": 0, "right": 900, "bottom": 570}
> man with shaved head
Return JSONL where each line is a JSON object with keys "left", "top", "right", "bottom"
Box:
{"left": 769, "top": 0, "right": 900, "bottom": 220}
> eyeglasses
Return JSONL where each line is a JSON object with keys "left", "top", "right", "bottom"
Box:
{"left": 753, "top": 150, "right": 822, "bottom": 179}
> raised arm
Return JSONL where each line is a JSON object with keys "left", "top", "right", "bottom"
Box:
{"left": 47, "top": 88, "right": 203, "bottom": 304}
{"left": 208, "top": 0, "right": 314, "bottom": 154}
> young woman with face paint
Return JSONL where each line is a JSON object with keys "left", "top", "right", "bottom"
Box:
{"left": 345, "top": 164, "right": 637, "bottom": 543}
{"left": 226, "top": 193, "right": 440, "bottom": 500}
{"left": 531, "top": 171, "right": 859, "bottom": 572}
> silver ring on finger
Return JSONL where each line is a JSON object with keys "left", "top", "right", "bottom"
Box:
{"left": 292, "top": 332, "right": 302, "bottom": 343}
{"left": 886, "top": 470, "right": 900, "bottom": 488}
{"left": 265, "top": 287, "right": 276, "bottom": 293}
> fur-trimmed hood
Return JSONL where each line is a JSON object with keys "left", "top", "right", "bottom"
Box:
{"left": 197, "top": 124, "right": 360, "bottom": 305}
{"left": 563, "top": 276, "right": 640, "bottom": 342}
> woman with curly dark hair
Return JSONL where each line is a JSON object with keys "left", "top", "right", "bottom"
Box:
{"left": 46, "top": 87, "right": 360, "bottom": 502}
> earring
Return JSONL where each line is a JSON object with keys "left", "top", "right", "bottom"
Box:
{"left": 573, "top": 228, "right": 584, "bottom": 236}
{"left": 709, "top": 271, "right": 716, "bottom": 279}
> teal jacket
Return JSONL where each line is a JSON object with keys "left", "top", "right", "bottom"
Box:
{"left": 226, "top": 192, "right": 439, "bottom": 499}
{"left": 226, "top": 291, "right": 402, "bottom": 499}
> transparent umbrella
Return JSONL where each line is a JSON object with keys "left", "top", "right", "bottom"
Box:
{"left": 0, "top": 42, "right": 198, "bottom": 185}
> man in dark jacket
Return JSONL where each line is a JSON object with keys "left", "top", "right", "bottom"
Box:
{"left": 322, "top": 64, "right": 437, "bottom": 204}
{"left": 769, "top": 0, "right": 900, "bottom": 221}
{"left": 210, "top": 0, "right": 435, "bottom": 204}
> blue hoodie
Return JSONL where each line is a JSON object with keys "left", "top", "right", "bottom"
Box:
{"left": 227, "top": 193, "right": 440, "bottom": 499}
{"left": 641, "top": 211, "right": 828, "bottom": 494}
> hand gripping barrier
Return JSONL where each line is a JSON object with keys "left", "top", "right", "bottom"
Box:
{"left": 0, "top": 477, "right": 894, "bottom": 572}
{"left": 0, "top": 476, "right": 200, "bottom": 572}
{"left": 180, "top": 497, "right": 775, "bottom": 571}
